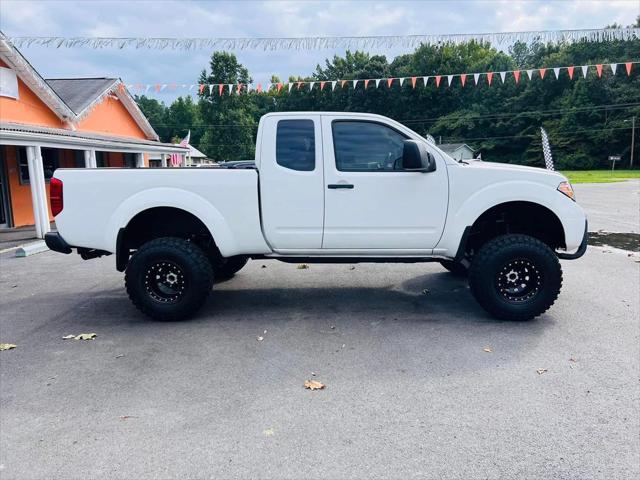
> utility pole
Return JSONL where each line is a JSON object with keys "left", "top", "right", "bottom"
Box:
{"left": 631, "top": 116, "right": 636, "bottom": 169}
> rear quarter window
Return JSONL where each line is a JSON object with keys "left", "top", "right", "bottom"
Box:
{"left": 276, "top": 120, "right": 315, "bottom": 171}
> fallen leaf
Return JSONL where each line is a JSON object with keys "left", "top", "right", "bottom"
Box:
{"left": 263, "top": 428, "right": 274, "bottom": 437}
{"left": 75, "top": 333, "right": 97, "bottom": 341}
{"left": 62, "top": 335, "right": 76, "bottom": 340}
{"left": 304, "top": 380, "right": 325, "bottom": 390}
{"left": 297, "top": 264, "right": 309, "bottom": 269}
{"left": 257, "top": 336, "right": 264, "bottom": 342}
{"left": 0, "top": 343, "right": 17, "bottom": 351}
{"left": 483, "top": 347, "right": 492, "bottom": 353}
{"left": 536, "top": 368, "right": 548, "bottom": 375}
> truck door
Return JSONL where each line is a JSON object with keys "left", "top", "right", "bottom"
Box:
{"left": 321, "top": 116, "right": 448, "bottom": 250}
{"left": 258, "top": 115, "right": 324, "bottom": 250}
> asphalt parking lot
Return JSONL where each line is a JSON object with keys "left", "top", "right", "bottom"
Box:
{"left": 1, "top": 182, "right": 639, "bottom": 479}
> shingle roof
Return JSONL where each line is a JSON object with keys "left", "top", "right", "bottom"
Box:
{"left": 45, "top": 78, "right": 118, "bottom": 115}
{"left": 438, "top": 143, "right": 474, "bottom": 153}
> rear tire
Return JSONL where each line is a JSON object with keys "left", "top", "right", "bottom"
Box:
{"left": 468, "top": 234, "right": 562, "bottom": 321}
{"left": 216, "top": 255, "right": 249, "bottom": 280}
{"left": 125, "top": 237, "right": 214, "bottom": 321}
{"left": 439, "top": 260, "right": 468, "bottom": 277}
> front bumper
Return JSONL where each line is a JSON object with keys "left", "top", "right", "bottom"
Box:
{"left": 44, "top": 232, "right": 72, "bottom": 254}
{"left": 557, "top": 220, "right": 588, "bottom": 260}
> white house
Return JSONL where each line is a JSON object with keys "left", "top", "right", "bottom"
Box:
{"left": 438, "top": 143, "right": 475, "bottom": 161}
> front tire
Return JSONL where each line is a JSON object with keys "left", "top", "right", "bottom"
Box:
{"left": 468, "top": 234, "right": 562, "bottom": 321}
{"left": 125, "top": 237, "right": 214, "bottom": 321}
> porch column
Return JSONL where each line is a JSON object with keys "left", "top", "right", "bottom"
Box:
{"left": 135, "top": 152, "right": 145, "bottom": 168}
{"left": 84, "top": 149, "right": 97, "bottom": 168}
{"left": 181, "top": 153, "right": 187, "bottom": 167}
{"left": 26, "top": 145, "right": 50, "bottom": 238}
{"left": 160, "top": 154, "right": 168, "bottom": 168}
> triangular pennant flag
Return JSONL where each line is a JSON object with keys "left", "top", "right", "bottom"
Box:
{"left": 237, "top": 83, "right": 243, "bottom": 95}
{"left": 266, "top": 83, "right": 272, "bottom": 92}
{"left": 625, "top": 62, "right": 633, "bottom": 76}
{"left": 375, "top": 79, "right": 381, "bottom": 88}
{"left": 364, "top": 79, "right": 370, "bottom": 89}
{"left": 277, "top": 83, "right": 283, "bottom": 92}
{"left": 567, "top": 66, "right": 575, "bottom": 79}
{"left": 154, "top": 84, "right": 161, "bottom": 92}
{"left": 387, "top": 78, "right": 394, "bottom": 88}
{"left": 581, "top": 65, "right": 588, "bottom": 78}
{"left": 538, "top": 68, "right": 546, "bottom": 80}
{"left": 309, "top": 82, "right": 315, "bottom": 90}
{"left": 320, "top": 81, "right": 326, "bottom": 91}
{"left": 423, "top": 76, "right": 429, "bottom": 86}
{"left": 218, "top": 84, "right": 224, "bottom": 96}
{"left": 228, "top": 84, "right": 234, "bottom": 95}
{"left": 161, "top": 84, "right": 168, "bottom": 92}
{"left": 610, "top": 63, "right": 618, "bottom": 75}
{"left": 460, "top": 74, "right": 467, "bottom": 87}
{"left": 288, "top": 83, "right": 293, "bottom": 93}
{"left": 256, "top": 84, "right": 263, "bottom": 93}
{"left": 596, "top": 64, "right": 603, "bottom": 77}
{"left": 411, "top": 76, "right": 417, "bottom": 88}
{"left": 473, "top": 73, "right": 480, "bottom": 85}
{"left": 486, "top": 72, "right": 493, "bottom": 86}
{"left": 399, "top": 77, "right": 405, "bottom": 86}
{"left": 352, "top": 79, "right": 358, "bottom": 89}
{"left": 296, "top": 81, "right": 303, "bottom": 90}
{"left": 499, "top": 71, "right": 506, "bottom": 83}
{"left": 331, "top": 81, "right": 337, "bottom": 91}
{"left": 208, "top": 84, "right": 214, "bottom": 94}
{"left": 247, "top": 84, "right": 254, "bottom": 93}
{"left": 447, "top": 75, "right": 453, "bottom": 86}
{"left": 199, "top": 84, "right": 205, "bottom": 94}
{"left": 553, "top": 67, "right": 560, "bottom": 79}
{"left": 341, "top": 80, "right": 347, "bottom": 88}
{"left": 513, "top": 70, "right": 521, "bottom": 84}
{"left": 435, "top": 75, "right": 442, "bottom": 87}
{"left": 145, "top": 85, "right": 152, "bottom": 92}
{"left": 526, "top": 69, "right": 534, "bottom": 80}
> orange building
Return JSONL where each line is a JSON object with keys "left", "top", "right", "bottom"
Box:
{"left": 0, "top": 32, "right": 187, "bottom": 237}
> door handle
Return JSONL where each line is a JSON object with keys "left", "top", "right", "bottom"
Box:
{"left": 328, "top": 183, "right": 354, "bottom": 189}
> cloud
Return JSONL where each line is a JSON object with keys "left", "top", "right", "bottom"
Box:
{"left": 0, "top": 0, "right": 637, "bottom": 102}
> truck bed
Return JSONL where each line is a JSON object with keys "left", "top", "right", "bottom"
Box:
{"left": 53, "top": 168, "right": 271, "bottom": 257}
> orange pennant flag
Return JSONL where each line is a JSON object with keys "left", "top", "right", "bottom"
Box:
{"left": 199, "top": 84, "right": 205, "bottom": 94}
{"left": 539, "top": 68, "right": 546, "bottom": 79}
{"left": 237, "top": 83, "right": 243, "bottom": 94}
{"left": 625, "top": 62, "right": 633, "bottom": 76}
{"left": 567, "top": 66, "right": 575, "bottom": 79}
{"left": 486, "top": 72, "right": 493, "bottom": 86}
{"left": 276, "top": 83, "right": 283, "bottom": 92}
{"left": 364, "top": 79, "right": 370, "bottom": 89}
{"left": 218, "top": 84, "right": 224, "bottom": 96}
{"left": 460, "top": 74, "right": 467, "bottom": 87}
{"left": 341, "top": 80, "right": 347, "bottom": 88}
{"left": 411, "top": 76, "right": 417, "bottom": 88}
{"left": 513, "top": 71, "right": 520, "bottom": 84}
{"left": 320, "top": 81, "right": 326, "bottom": 91}
{"left": 596, "top": 64, "right": 603, "bottom": 77}
{"left": 297, "top": 81, "right": 303, "bottom": 90}
{"left": 435, "top": 75, "right": 442, "bottom": 87}
{"left": 387, "top": 78, "right": 394, "bottom": 88}
{"left": 154, "top": 83, "right": 161, "bottom": 92}
{"left": 256, "top": 84, "right": 263, "bottom": 93}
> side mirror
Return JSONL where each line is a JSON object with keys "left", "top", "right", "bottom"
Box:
{"left": 401, "top": 140, "right": 437, "bottom": 172}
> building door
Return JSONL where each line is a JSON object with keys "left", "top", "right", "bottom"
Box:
{"left": 0, "top": 147, "right": 11, "bottom": 228}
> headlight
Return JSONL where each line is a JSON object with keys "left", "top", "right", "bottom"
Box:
{"left": 557, "top": 181, "right": 575, "bottom": 201}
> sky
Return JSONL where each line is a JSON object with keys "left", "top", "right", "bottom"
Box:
{"left": 1, "top": 0, "right": 638, "bottom": 103}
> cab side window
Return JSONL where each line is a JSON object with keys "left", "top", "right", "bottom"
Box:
{"left": 332, "top": 121, "right": 407, "bottom": 171}
{"left": 276, "top": 120, "right": 315, "bottom": 171}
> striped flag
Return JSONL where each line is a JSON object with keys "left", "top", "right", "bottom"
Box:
{"left": 170, "top": 131, "right": 190, "bottom": 167}
{"left": 540, "top": 128, "right": 554, "bottom": 171}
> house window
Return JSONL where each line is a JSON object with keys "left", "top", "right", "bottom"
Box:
{"left": 73, "top": 150, "right": 85, "bottom": 168}
{"left": 123, "top": 153, "right": 137, "bottom": 168}
{"left": 96, "top": 151, "right": 108, "bottom": 168}
{"left": 18, "top": 147, "right": 59, "bottom": 184}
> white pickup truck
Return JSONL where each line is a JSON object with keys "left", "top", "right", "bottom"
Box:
{"left": 45, "top": 112, "right": 587, "bottom": 321}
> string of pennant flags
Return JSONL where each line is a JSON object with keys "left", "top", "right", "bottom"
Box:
{"left": 120, "top": 61, "right": 637, "bottom": 95}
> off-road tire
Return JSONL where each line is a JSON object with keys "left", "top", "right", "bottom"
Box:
{"left": 439, "top": 260, "right": 468, "bottom": 277}
{"left": 468, "top": 234, "right": 562, "bottom": 321}
{"left": 125, "top": 237, "right": 214, "bottom": 321}
{"left": 216, "top": 255, "right": 250, "bottom": 280}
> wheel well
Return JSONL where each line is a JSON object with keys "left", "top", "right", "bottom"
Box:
{"left": 463, "top": 201, "right": 566, "bottom": 257}
{"left": 117, "top": 207, "right": 217, "bottom": 271}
